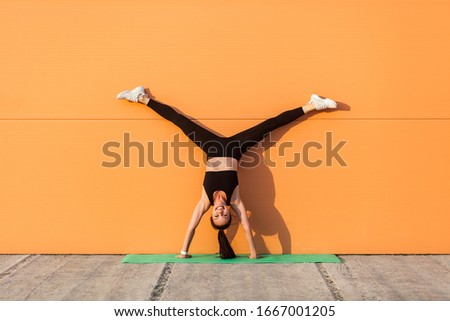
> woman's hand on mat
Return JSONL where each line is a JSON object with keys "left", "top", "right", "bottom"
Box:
{"left": 248, "top": 254, "right": 261, "bottom": 259}
{"left": 177, "top": 254, "right": 192, "bottom": 259}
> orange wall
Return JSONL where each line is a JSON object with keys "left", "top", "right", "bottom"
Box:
{"left": 1, "top": 0, "right": 450, "bottom": 254}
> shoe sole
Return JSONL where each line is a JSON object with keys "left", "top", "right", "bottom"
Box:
{"left": 116, "top": 86, "right": 145, "bottom": 100}
{"left": 325, "top": 98, "right": 337, "bottom": 108}
{"left": 116, "top": 90, "right": 130, "bottom": 99}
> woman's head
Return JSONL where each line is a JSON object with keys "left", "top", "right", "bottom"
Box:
{"left": 210, "top": 190, "right": 235, "bottom": 259}
{"left": 211, "top": 202, "right": 231, "bottom": 227}
{"left": 210, "top": 206, "right": 235, "bottom": 259}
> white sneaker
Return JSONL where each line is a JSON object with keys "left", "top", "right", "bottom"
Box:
{"left": 309, "top": 94, "right": 337, "bottom": 110}
{"left": 116, "top": 86, "right": 146, "bottom": 102}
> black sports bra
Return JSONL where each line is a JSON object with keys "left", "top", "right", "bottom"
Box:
{"left": 203, "top": 170, "right": 238, "bottom": 205}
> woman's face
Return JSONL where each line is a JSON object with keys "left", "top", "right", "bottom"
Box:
{"left": 212, "top": 202, "right": 231, "bottom": 227}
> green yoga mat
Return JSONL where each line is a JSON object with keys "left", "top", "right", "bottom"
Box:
{"left": 122, "top": 254, "right": 340, "bottom": 264}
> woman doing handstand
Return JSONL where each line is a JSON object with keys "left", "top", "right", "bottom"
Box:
{"left": 117, "top": 86, "right": 337, "bottom": 259}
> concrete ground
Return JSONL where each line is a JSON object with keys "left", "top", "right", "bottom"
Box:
{"left": 0, "top": 255, "right": 449, "bottom": 301}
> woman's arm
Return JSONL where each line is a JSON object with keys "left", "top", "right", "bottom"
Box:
{"left": 230, "top": 187, "right": 259, "bottom": 259}
{"left": 178, "top": 188, "right": 211, "bottom": 258}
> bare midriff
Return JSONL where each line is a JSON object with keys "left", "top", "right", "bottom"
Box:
{"left": 205, "top": 157, "right": 238, "bottom": 172}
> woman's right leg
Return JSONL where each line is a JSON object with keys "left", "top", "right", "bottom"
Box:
{"left": 138, "top": 95, "right": 220, "bottom": 150}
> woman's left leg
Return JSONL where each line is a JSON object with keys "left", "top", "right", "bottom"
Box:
{"left": 230, "top": 104, "right": 316, "bottom": 158}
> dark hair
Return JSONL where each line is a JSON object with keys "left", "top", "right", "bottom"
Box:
{"left": 210, "top": 216, "right": 236, "bottom": 259}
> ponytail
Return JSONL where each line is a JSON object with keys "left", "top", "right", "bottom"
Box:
{"left": 218, "top": 230, "right": 236, "bottom": 259}
{"left": 210, "top": 216, "right": 235, "bottom": 259}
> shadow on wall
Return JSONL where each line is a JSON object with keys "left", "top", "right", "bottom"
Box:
{"left": 225, "top": 102, "right": 349, "bottom": 254}
{"left": 239, "top": 155, "right": 292, "bottom": 254}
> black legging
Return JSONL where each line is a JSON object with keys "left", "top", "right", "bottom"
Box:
{"left": 147, "top": 99, "right": 305, "bottom": 160}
